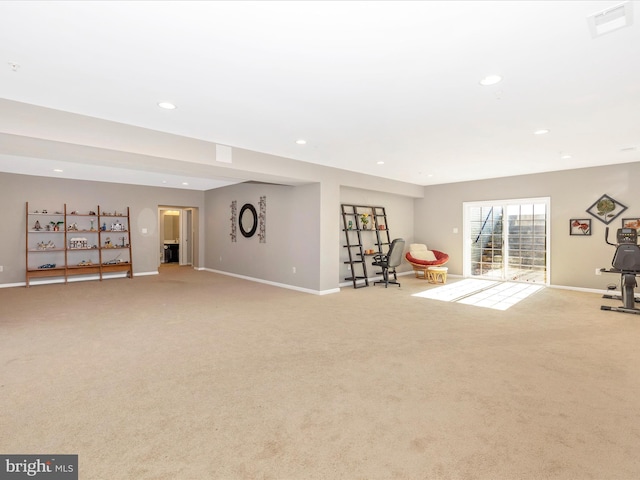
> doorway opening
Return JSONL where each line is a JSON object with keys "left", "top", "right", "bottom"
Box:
{"left": 158, "top": 207, "right": 195, "bottom": 267}
{"left": 463, "top": 198, "right": 550, "bottom": 284}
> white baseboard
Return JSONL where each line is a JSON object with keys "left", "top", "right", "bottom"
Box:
{"left": 548, "top": 284, "right": 612, "bottom": 295}
{"left": 203, "top": 268, "right": 340, "bottom": 295}
{"left": 1, "top": 271, "right": 158, "bottom": 288}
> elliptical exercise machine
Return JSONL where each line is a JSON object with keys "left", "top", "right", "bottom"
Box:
{"left": 600, "top": 227, "right": 640, "bottom": 315}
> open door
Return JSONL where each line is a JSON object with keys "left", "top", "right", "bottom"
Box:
{"left": 158, "top": 206, "right": 195, "bottom": 267}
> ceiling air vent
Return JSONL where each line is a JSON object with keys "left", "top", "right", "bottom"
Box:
{"left": 587, "top": 1, "right": 634, "bottom": 38}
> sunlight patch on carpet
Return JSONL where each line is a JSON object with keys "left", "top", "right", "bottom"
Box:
{"left": 412, "top": 279, "right": 544, "bottom": 310}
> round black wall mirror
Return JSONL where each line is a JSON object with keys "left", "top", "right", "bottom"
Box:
{"left": 239, "top": 203, "right": 258, "bottom": 238}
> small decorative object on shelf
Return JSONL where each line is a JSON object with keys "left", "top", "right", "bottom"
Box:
{"left": 33, "top": 220, "right": 42, "bottom": 231}
{"left": 111, "top": 221, "right": 124, "bottom": 231}
{"left": 38, "top": 263, "right": 56, "bottom": 269}
{"left": 104, "top": 254, "right": 123, "bottom": 265}
{"left": 69, "top": 237, "right": 89, "bottom": 249}
{"left": 50, "top": 221, "right": 64, "bottom": 231}
{"left": 360, "top": 213, "right": 370, "bottom": 230}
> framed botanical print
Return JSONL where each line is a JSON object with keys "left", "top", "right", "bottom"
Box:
{"left": 621, "top": 218, "right": 640, "bottom": 231}
{"left": 570, "top": 219, "right": 591, "bottom": 235}
{"left": 586, "top": 194, "right": 627, "bottom": 225}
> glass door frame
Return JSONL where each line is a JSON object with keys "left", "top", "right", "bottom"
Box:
{"left": 462, "top": 197, "right": 551, "bottom": 285}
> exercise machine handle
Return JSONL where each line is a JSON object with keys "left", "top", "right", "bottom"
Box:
{"left": 605, "top": 227, "right": 616, "bottom": 246}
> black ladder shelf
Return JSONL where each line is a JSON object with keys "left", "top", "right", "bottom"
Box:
{"left": 341, "top": 204, "right": 392, "bottom": 289}
{"left": 371, "top": 206, "right": 391, "bottom": 252}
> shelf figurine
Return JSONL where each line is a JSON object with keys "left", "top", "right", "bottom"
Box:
{"left": 111, "top": 221, "right": 124, "bottom": 232}
{"left": 360, "top": 213, "right": 370, "bottom": 230}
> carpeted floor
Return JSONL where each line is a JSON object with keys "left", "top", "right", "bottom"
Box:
{"left": 1, "top": 267, "right": 639, "bottom": 479}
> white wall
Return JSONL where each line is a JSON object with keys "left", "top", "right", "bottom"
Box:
{"left": 0, "top": 172, "right": 205, "bottom": 285}
{"left": 204, "top": 182, "right": 323, "bottom": 291}
{"left": 4, "top": 160, "right": 639, "bottom": 292}
{"left": 415, "top": 162, "right": 640, "bottom": 290}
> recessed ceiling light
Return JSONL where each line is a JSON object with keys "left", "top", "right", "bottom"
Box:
{"left": 561, "top": 154, "right": 572, "bottom": 159}
{"left": 53, "top": 168, "right": 63, "bottom": 173}
{"left": 377, "top": 161, "right": 384, "bottom": 165}
{"left": 534, "top": 129, "right": 550, "bottom": 135}
{"left": 295, "top": 139, "right": 307, "bottom": 145}
{"left": 158, "top": 102, "right": 176, "bottom": 110}
{"left": 479, "top": 75, "right": 502, "bottom": 86}
{"left": 182, "top": 182, "right": 189, "bottom": 186}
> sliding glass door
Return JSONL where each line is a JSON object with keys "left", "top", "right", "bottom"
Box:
{"left": 463, "top": 198, "right": 549, "bottom": 284}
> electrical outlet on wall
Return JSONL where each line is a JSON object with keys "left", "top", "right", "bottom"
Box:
{"left": 0, "top": 266, "right": 3, "bottom": 272}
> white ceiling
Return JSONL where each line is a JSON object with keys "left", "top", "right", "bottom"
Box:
{"left": 1, "top": 0, "right": 639, "bottom": 190}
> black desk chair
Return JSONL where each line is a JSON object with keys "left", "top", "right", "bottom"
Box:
{"left": 373, "top": 238, "right": 405, "bottom": 287}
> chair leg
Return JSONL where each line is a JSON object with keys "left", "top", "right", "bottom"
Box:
{"left": 374, "top": 266, "right": 400, "bottom": 287}
{"left": 391, "top": 268, "right": 400, "bottom": 287}
{"left": 375, "top": 267, "right": 400, "bottom": 287}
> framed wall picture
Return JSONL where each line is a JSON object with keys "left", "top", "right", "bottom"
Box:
{"left": 570, "top": 219, "right": 591, "bottom": 235}
{"left": 621, "top": 218, "right": 640, "bottom": 231}
{"left": 586, "top": 194, "right": 627, "bottom": 225}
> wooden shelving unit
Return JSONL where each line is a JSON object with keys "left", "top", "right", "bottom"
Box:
{"left": 25, "top": 202, "right": 133, "bottom": 287}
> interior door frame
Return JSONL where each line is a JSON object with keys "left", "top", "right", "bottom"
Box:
{"left": 158, "top": 206, "right": 195, "bottom": 267}
{"left": 180, "top": 208, "right": 193, "bottom": 266}
{"left": 462, "top": 197, "right": 551, "bottom": 284}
